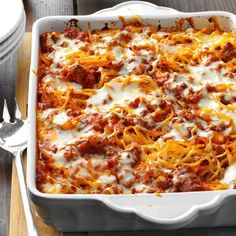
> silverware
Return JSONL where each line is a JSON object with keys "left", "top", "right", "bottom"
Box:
{"left": 0, "top": 99, "right": 38, "bottom": 236}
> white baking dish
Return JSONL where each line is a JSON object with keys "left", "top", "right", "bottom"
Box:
{"left": 27, "top": 1, "right": 236, "bottom": 231}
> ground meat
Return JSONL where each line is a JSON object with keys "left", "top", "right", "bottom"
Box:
{"left": 129, "top": 97, "right": 140, "bottom": 108}
{"left": 131, "top": 64, "right": 146, "bottom": 75}
{"left": 157, "top": 99, "right": 168, "bottom": 109}
{"left": 38, "top": 64, "right": 49, "bottom": 80}
{"left": 123, "top": 117, "right": 136, "bottom": 126}
{"left": 88, "top": 135, "right": 108, "bottom": 148}
{"left": 37, "top": 84, "right": 64, "bottom": 108}
{"left": 100, "top": 184, "right": 123, "bottom": 194}
{"left": 36, "top": 152, "right": 55, "bottom": 191}
{"left": 126, "top": 144, "right": 142, "bottom": 168}
{"left": 77, "top": 140, "right": 91, "bottom": 152}
{"left": 220, "top": 95, "right": 231, "bottom": 105}
{"left": 144, "top": 101, "right": 156, "bottom": 112}
{"left": 205, "top": 54, "right": 219, "bottom": 66}
{"left": 80, "top": 113, "right": 107, "bottom": 132}
{"left": 214, "top": 145, "right": 225, "bottom": 155}
{"left": 152, "top": 102, "right": 172, "bottom": 122}
{"left": 220, "top": 42, "right": 236, "bottom": 63}
{"left": 113, "top": 122, "right": 125, "bottom": 135}
{"left": 40, "top": 33, "right": 54, "bottom": 53}
{"left": 180, "top": 109, "right": 197, "bottom": 120}
{"left": 77, "top": 32, "right": 89, "bottom": 42}
{"left": 103, "top": 60, "right": 124, "bottom": 70}
{"left": 155, "top": 175, "right": 173, "bottom": 191}
{"left": 153, "top": 73, "right": 169, "bottom": 86}
{"left": 209, "top": 121, "right": 231, "bottom": 132}
{"left": 171, "top": 166, "right": 209, "bottom": 192}
{"left": 50, "top": 32, "right": 59, "bottom": 43}
{"left": 66, "top": 109, "right": 82, "bottom": 117}
{"left": 61, "top": 64, "right": 100, "bottom": 88}
{"left": 117, "top": 30, "right": 132, "bottom": 42}
{"left": 76, "top": 138, "right": 106, "bottom": 155}
{"left": 206, "top": 84, "right": 218, "bottom": 92}
{"left": 59, "top": 41, "right": 69, "bottom": 47}
{"left": 172, "top": 83, "right": 187, "bottom": 100}
{"left": 64, "top": 26, "right": 81, "bottom": 39}
{"left": 154, "top": 57, "right": 180, "bottom": 73}
{"left": 107, "top": 154, "right": 119, "bottom": 174}
{"left": 185, "top": 91, "right": 202, "bottom": 104}
{"left": 175, "top": 177, "right": 207, "bottom": 192}
{"left": 135, "top": 165, "right": 156, "bottom": 185}
{"left": 117, "top": 169, "right": 136, "bottom": 188}
{"left": 64, "top": 146, "right": 78, "bottom": 162}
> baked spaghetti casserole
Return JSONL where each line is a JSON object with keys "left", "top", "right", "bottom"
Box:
{"left": 36, "top": 17, "right": 236, "bottom": 194}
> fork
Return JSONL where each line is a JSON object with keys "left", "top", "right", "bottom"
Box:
{"left": 0, "top": 99, "right": 38, "bottom": 236}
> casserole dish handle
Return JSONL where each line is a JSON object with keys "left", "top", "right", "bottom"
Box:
{"left": 92, "top": 1, "right": 180, "bottom": 16}
{"left": 101, "top": 192, "right": 226, "bottom": 228}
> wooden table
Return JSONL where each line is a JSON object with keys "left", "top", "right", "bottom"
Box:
{"left": 1, "top": 0, "right": 236, "bottom": 235}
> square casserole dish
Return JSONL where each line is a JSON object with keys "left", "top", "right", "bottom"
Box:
{"left": 27, "top": 1, "right": 236, "bottom": 231}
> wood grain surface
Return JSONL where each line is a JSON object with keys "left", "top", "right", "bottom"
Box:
{"left": 0, "top": 54, "right": 17, "bottom": 236}
{"left": 9, "top": 33, "right": 59, "bottom": 236}
{"left": 23, "top": 0, "right": 74, "bottom": 31}
{"left": 1, "top": 1, "right": 236, "bottom": 236}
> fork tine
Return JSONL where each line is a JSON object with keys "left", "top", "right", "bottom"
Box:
{"left": 15, "top": 100, "right": 23, "bottom": 119}
{"left": 3, "top": 99, "right": 10, "bottom": 122}
{"left": 5, "top": 95, "right": 16, "bottom": 123}
{"left": 0, "top": 93, "right": 3, "bottom": 122}
{"left": 3, "top": 97, "right": 23, "bottom": 123}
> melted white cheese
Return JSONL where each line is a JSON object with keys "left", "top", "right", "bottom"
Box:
{"left": 189, "top": 62, "right": 236, "bottom": 87}
{"left": 133, "top": 183, "right": 150, "bottom": 192}
{"left": 111, "top": 46, "right": 124, "bottom": 59}
{"left": 43, "top": 183, "right": 62, "bottom": 194}
{"left": 53, "top": 111, "right": 69, "bottom": 125}
{"left": 118, "top": 169, "right": 135, "bottom": 187}
{"left": 119, "top": 152, "right": 136, "bottom": 166}
{"left": 197, "top": 129, "right": 213, "bottom": 138}
{"left": 49, "top": 35, "right": 88, "bottom": 64}
{"left": 131, "top": 32, "right": 155, "bottom": 48}
{"left": 51, "top": 125, "right": 96, "bottom": 148}
{"left": 97, "top": 175, "right": 116, "bottom": 184}
{"left": 198, "top": 97, "right": 220, "bottom": 110}
{"left": 221, "top": 164, "right": 236, "bottom": 188}
{"left": 87, "top": 77, "right": 147, "bottom": 112}
{"left": 43, "top": 74, "right": 82, "bottom": 92}
{"left": 41, "top": 108, "right": 56, "bottom": 120}
{"left": 51, "top": 128, "right": 78, "bottom": 148}
{"left": 161, "top": 127, "right": 184, "bottom": 142}
{"left": 132, "top": 102, "right": 147, "bottom": 116}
